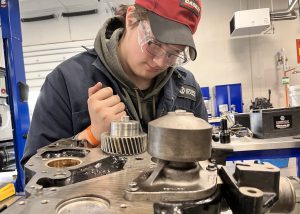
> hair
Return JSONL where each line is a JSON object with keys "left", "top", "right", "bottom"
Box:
{"left": 115, "top": 4, "right": 148, "bottom": 28}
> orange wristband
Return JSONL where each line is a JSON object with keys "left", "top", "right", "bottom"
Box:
{"left": 86, "top": 126, "right": 101, "bottom": 146}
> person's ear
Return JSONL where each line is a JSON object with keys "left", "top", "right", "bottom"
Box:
{"left": 125, "top": 6, "right": 138, "bottom": 29}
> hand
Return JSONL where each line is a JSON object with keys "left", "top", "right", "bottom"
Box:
{"left": 87, "top": 82, "right": 126, "bottom": 141}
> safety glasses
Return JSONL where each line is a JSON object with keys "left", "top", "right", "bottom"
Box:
{"left": 137, "top": 20, "right": 190, "bottom": 67}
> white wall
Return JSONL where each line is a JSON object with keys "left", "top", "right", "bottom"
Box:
{"left": 17, "top": 0, "right": 300, "bottom": 115}
{"left": 185, "top": 0, "right": 300, "bottom": 111}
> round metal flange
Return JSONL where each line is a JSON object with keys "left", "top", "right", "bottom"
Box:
{"left": 56, "top": 196, "right": 110, "bottom": 214}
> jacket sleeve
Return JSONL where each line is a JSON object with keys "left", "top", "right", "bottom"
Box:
{"left": 21, "top": 68, "right": 73, "bottom": 165}
{"left": 175, "top": 67, "right": 208, "bottom": 121}
{"left": 194, "top": 82, "right": 208, "bottom": 121}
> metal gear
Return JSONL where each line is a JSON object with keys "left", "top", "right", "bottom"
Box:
{"left": 101, "top": 116, "right": 147, "bottom": 155}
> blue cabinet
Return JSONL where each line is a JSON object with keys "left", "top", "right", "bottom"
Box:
{"left": 214, "top": 83, "right": 243, "bottom": 116}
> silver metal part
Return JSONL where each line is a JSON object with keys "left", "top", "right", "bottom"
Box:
{"left": 110, "top": 116, "right": 139, "bottom": 137}
{"left": 125, "top": 111, "right": 217, "bottom": 202}
{"left": 148, "top": 110, "right": 213, "bottom": 162}
{"left": 125, "top": 160, "right": 218, "bottom": 202}
{"left": 3, "top": 111, "right": 297, "bottom": 214}
{"left": 101, "top": 116, "right": 147, "bottom": 155}
{"left": 239, "top": 186, "right": 263, "bottom": 198}
{"left": 269, "top": 176, "right": 296, "bottom": 213}
{"left": 56, "top": 196, "right": 110, "bottom": 214}
{"left": 3, "top": 139, "right": 154, "bottom": 214}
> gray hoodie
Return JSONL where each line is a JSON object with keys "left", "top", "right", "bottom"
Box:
{"left": 94, "top": 17, "right": 173, "bottom": 129}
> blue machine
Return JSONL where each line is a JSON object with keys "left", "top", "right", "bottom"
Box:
{"left": 0, "top": 0, "right": 30, "bottom": 193}
{"left": 214, "top": 83, "right": 243, "bottom": 117}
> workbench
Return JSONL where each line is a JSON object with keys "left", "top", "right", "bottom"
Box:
{"left": 212, "top": 135, "right": 300, "bottom": 176}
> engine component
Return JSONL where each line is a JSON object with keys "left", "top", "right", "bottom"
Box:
{"left": 2, "top": 111, "right": 298, "bottom": 214}
{"left": 148, "top": 110, "right": 212, "bottom": 162}
{"left": 24, "top": 139, "right": 127, "bottom": 188}
{"left": 125, "top": 110, "right": 216, "bottom": 202}
{"left": 250, "top": 89, "right": 273, "bottom": 110}
{"left": 219, "top": 162, "right": 296, "bottom": 214}
{"left": 0, "top": 141, "right": 15, "bottom": 171}
{"left": 101, "top": 116, "right": 147, "bottom": 155}
{"left": 125, "top": 160, "right": 219, "bottom": 202}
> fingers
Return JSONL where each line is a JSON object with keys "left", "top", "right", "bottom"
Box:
{"left": 88, "top": 84, "right": 126, "bottom": 115}
{"left": 88, "top": 82, "right": 102, "bottom": 97}
{"left": 92, "top": 99, "right": 125, "bottom": 116}
{"left": 87, "top": 83, "right": 128, "bottom": 142}
{"left": 101, "top": 95, "right": 121, "bottom": 107}
{"left": 90, "top": 87, "right": 114, "bottom": 101}
{"left": 110, "top": 102, "right": 126, "bottom": 114}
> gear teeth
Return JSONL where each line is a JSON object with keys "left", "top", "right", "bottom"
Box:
{"left": 100, "top": 116, "right": 147, "bottom": 156}
{"left": 101, "top": 133, "right": 147, "bottom": 155}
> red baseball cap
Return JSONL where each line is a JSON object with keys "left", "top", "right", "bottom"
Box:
{"left": 135, "top": 0, "right": 202, "bottom": 61}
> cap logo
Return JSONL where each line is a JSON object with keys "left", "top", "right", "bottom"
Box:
{"left": 180, "top": 0, "right": 201, "bottom": 17}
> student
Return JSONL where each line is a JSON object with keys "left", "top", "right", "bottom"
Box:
{"left": 22, "top": 0, "right": 207, "bottom": 164}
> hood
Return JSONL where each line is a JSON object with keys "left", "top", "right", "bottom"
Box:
{"left": 93, "top": 16, "right": 174, "bottom": 127}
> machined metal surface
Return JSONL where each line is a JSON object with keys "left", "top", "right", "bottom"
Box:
{"left": 125, "top": 160, "right": 218, "bottom": 201}
{"left": 101, "top": 116, "right": 147, "bottom": 155}
{"left": 3, "top": 111, "right": 298, "bottom": 214}
{"left": 101, "top": 134, "right": 147, "bottom": 155}
{"left": 3, "top": 139, "right": 297, "bottom": 214}
{"left": 269, "top": 176, "right": 296, "bottom": 213}
{"left": 148, "top": 110, "right": 212, "bottom": 162}
{"left": 4, "top": 139, "right": 154, "bottom": 214}
{"left": 3, "top": 138, "right": 220, "bottom": 214}
{"left": 110, "top": 116, "right": 140, "bottom": 137}
{"left": 56, "top": 196, "right": 110, "bottom": 214}
{"left": 124, "top": 111, "right": 217, "bottom": 202}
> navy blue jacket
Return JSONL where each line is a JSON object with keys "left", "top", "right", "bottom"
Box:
{"left": 21, "top": 48, "right": 207, "bottom": 165}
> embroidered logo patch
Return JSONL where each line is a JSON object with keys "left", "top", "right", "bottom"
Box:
{"left": 178, "top": 85, "right": 196, "bottom": 101}
{"left": 180, "top": 0, "right": 201, "bottom": 17}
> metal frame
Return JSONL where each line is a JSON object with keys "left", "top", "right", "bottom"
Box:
{"left": 225, "top": 147, "right": 300, "bottom": 177}
{"left": 0, "top": 0, "right": 30, "bottom": 193}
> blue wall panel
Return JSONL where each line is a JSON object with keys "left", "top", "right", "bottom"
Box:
{"left": 215, "top": 83, "right": 243, "bottom": 116}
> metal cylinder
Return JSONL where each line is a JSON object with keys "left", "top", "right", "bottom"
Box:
{"left": 110, "top": 116, "right": 140, "bottom": 137}
{"left": 101, "top": 116, "right": 147, "bottom": 155}
{"left": 0, "top": 147, "right": 15, "bottom": 170}
{"left": 148, "top": 111, "right": 212, "bottom": 162}
{"left": 269, "top": 176, "right": 296, "bottom": 213}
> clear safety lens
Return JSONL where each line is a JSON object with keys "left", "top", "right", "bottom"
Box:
{"left": 137, "top": 20, "right": 190, "bottom": 67}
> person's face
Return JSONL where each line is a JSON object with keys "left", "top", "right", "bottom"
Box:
{"left": 122, "top": 6, "right": 187, "bottom": 83}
